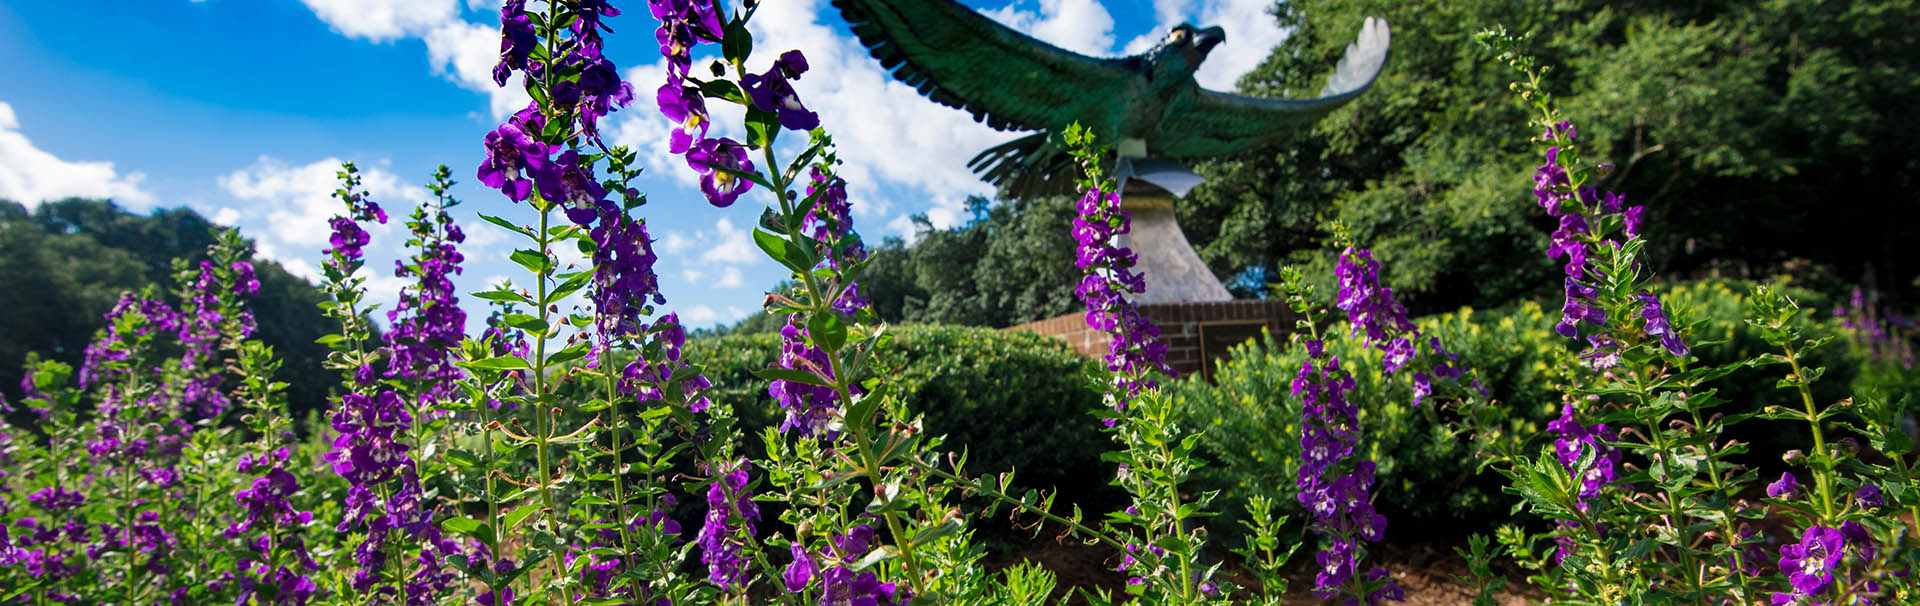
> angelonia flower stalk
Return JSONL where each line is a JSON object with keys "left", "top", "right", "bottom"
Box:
{"left": 1071, "top": 182, "right": 1172, "bottom": 406}
{"left": 1059, "top": 124, "right": 1221, "bottom": 602}
{"left": 1543, "top": 400, "right": 1619, "bottom": 563}
{"left": 1531, "top": 119, "right": 1686, "bottom": 361}
{"left": 1834, "top": 288, "right": 1916, "bottom": 369}
{"left": 1333, "top": 247, "right": 1476, "bottom": 405}
{"left": 319, "top": 165, "right": 470, "bottom": 605}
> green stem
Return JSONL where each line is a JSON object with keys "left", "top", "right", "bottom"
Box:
{"left": 483, "top": 414, "right": 506, "bottom": 601}
{"left": 909, "top": 458, "right": 1174, "bottom": 574}
{"left": 604, "top": 345, "right": 641, "bottom": 603}
{"left": 1783, "top": 342, "right": 1836, "bottom": 522}
{"left": 528, "top": 202, "right": 573, "bottom": 605}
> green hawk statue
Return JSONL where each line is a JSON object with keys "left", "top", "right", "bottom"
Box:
{"left": 832, "top": 0, "right": 1390, "bottom": 198}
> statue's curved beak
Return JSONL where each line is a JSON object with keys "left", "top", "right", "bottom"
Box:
{"left": 1196, "top": 26, "right": 1226, "bottom": 55}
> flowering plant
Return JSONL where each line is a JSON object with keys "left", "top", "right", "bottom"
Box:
{"left": 5, "top": 5, "right": 1920, "bottom": 606}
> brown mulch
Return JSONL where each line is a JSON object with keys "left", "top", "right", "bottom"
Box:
{"left": 975, "top": 522, "right": 1547, "bottom": 605}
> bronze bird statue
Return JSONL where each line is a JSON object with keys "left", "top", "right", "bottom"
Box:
{"left": 832, "top": 0, "right": 1390, "bottom": 199}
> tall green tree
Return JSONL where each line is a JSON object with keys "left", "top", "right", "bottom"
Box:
{"left": 0, "top": 199, "right": 337, "bottom": 419}
{"left": 1179, "top": 0, "right": 1920, "bottom": 312}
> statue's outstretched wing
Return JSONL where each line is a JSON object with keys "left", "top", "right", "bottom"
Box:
{"left": 1153, "top": 18, "right": 1391, "bottom": 159}
{"left": 832, "top": 0, "right": 1139, "bottom": 131}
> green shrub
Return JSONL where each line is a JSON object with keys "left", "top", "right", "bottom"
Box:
{"left": 686, "top": 323, "right": 1121, "bottom": 508}
{"left": 1175, "top": 279, "right": 1856, "bottom": 541}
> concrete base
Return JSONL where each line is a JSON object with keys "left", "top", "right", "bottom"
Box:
{"left": 1008, "top": 301, "right": 1294, "bottom": 380}
{"left": 1117, "top": 187, "right": 1232, "bottom": 304}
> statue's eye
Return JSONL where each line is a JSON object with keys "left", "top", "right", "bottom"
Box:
{"left": 1168, "top": 29, "right": 1190, "bottom": 45}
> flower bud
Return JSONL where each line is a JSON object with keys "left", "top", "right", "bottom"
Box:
{"left": 1783, "top": 449, "right": 1806, "bottom": 466}
{"left": 1836, "top": 437, "right": 1860, "bottom": 457}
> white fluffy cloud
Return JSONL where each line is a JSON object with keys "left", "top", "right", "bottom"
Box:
{"left": 0, "top": 101, "right": 155, "bottom": 209}
{"left": 678, "top": 304, "right": 747, "bottom": 327}
{"left": 298, "top": 0, "right": 528, "bottom": 119}
{"left": 297, "top": 0, "right": 460, "bottom": 41}
{"left": 216, "top": 156, "right": 424, "bottom": 279}
{"left": 983, "top": 0, "right": 1116, "bottom": 56}
{"left": 699, "top": 217, "right": 756, "bottom": 264}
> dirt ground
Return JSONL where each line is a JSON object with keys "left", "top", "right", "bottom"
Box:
{"left": 978, "top": 525, "right": 1546, "bottom": 605}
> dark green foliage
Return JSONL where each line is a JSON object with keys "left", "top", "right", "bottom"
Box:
{"left": 686, "top": 323, "right": 1121, "bottom": 508}
{"left": 1175, "top": 280, "right": 1864, "bottom": 541}
{"left": 715, "top": 195, "right": 1084, "bottom": 334}
{"left": 0, "top": 198, "right": 337, "bottom": 419}
{"left": 897, "top": 196, "right": 1083, "bottom": 328}
{"left": 1178, "top": 0, "right": 1920, "bottom": 313}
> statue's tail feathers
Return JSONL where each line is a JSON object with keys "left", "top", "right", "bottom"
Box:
{"left": 968, "top": 132, "right": 1079, "bottom": 199}
{"left": 1319, "top": 17, "right": 1391, "bottom": 98}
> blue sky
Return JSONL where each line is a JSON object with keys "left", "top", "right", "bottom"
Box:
{"left": 0, "top": 0, "right": 1292, "bottom": 329}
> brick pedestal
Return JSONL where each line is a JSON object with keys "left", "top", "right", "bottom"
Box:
{"left": 1007, "top": 300, "right": 1295, "bottom": 380}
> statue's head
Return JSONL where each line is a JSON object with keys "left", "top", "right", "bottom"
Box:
{"left": 1147, "top": 24, "right": 1226, "bottom": 79}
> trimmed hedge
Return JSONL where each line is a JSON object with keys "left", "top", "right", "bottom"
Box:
{"left": 686, "top": 323, "right": 1122, "bottom": 508}
{"left": 1173, "top": 280, "right": 1859, "bottom": 541}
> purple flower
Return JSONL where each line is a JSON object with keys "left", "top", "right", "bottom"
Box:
{"left": 493, "top": 0, "right": 536, "bottom": 86}
{"left": 686, "top": 137, "right": 755, "bottom": 207}
{"left": 770, "top": 321, "right": 840, "bottom": 436}
{"left": 1072, "top": 186, "right": 1172, "bottom": 405}
{"left": 697, "top": 459, "right": 759, "bottom": 591}
{"left": 1623, "top": 205, "right": 1646, "bottom": 238}
{"left": 1841, "top": 520, "right": 1877, "bottom": 562}
{"left": 1636, "top": 292, "right": 1689, "bottom": 356}
{"left": 649, "top": 0, "right": 722, "bottom": 76}
{"left": 1557, "top": 279, "right": 1607, "bottom": 339}
{"left": 783, "top": 543, "right": 815, "bottom": 592}
{"left": 1767, "top": 472, "right": 1799, "bottom": 499}
{"left": 1855, "top": 483, "right": 1884, "bottom": 508}
{"left": 1777, "top": 526, "right": 1844, "bottom": 596}
{"left": 657, "top": 77, "right": 710, "bottom": 153}
{"left": 232, "top": 261, "right": 260, "bottom": 297}
{"left": 742, "top": 50, "right": 820, "bottom": 131}
{"left": 477, "top": 107, "right": 552, "bottom": 202}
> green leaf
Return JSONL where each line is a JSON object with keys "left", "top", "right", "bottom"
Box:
{"left": 548, "top": 271, "right": 592, "bottom": 305}
{"left": 752, "top": 228, "right": 797, "bottom": 270}
{"left": 463, "top": 355, "right": 532, "bottom": 371}
{"left": 504, "top": 313, "right": 549, "bottom": 335}
{"left": 721, "top": 19, "right": 753, "bottom": 64}
{"left": 478, "top": 213, "right": 534, "bottom": 238}
{"left": 746, "top": 107, "right": 779, "bottom": 149}
{"left": 545, "top": 342, "right": 591, "bottom": 366}
{"left": 441, "top": 516, "right": 496, "bottom": 547}
{"left": 503, "top": 503, "right": 544, "bottom": 532}
{"left": 445, "top": 450, "right": 482, "bottom": 468}
{"left": 751, "top": 367, "right": 833, "bottom": 388}
{"left": 509, "top": 248, "right": 551, "bottom": 275}
{"left": 471, "top": 289, "right": 531, "bottom": 305}
{"left": 910, "top": 519, "right": 965, "bottom": 547}
{"left": 809, "top": 311, "right": 848, "bottom": 352}
{"left": 848, "top": 545, "right": 899, "bottom": 572}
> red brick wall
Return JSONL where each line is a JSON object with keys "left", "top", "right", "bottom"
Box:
{"left": 1007, "top": 301, "right": 1295, "bottom": 378}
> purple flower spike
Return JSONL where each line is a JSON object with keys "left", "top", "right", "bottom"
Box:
{"left": 686, "top": 137, "right": 755, "bottom": 207}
